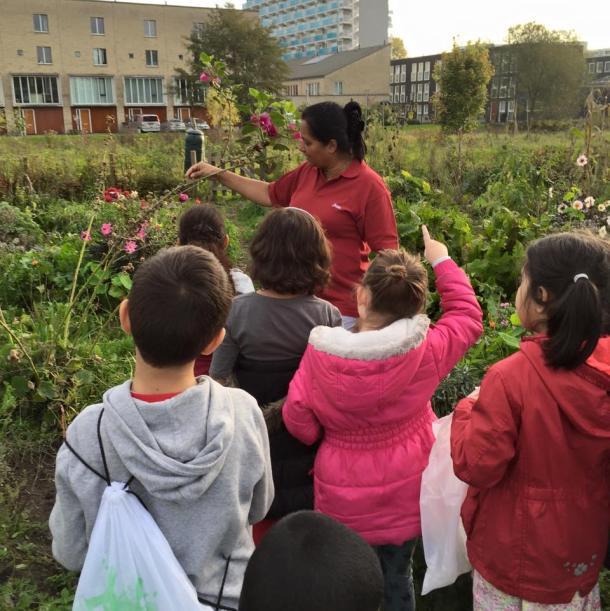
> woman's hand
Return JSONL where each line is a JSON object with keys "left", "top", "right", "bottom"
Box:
{"left": 185, "top": 161, "right": 222, "bottom": 180}
{"left": 421, "top": 224, "right": 449, "bottom": 265}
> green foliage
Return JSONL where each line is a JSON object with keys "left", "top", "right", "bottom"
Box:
{"left": 507, "top": 23, "right": 585, "bottom": 120}
{"left": 180, "top": 7, "right": 289, "bottom": 107}
{"left": 390, "top": 36, "right": 408, "bottom": 60}
{"left": 433, "top": 42, "right": 494, "bottom": 135}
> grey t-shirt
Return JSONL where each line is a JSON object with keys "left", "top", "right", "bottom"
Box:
{"left": 210, "top": 293, "right": 342, "bottom": 379}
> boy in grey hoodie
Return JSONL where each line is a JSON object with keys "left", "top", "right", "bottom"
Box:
{"left": 50, "top": 245, "right": 274, "bottom": 610}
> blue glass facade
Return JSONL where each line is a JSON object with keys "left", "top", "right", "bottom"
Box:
{"left": 244, "top": 0, "right": 356, "bottom": 60}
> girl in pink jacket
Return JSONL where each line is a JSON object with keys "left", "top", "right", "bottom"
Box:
{"left": 282, "top": 226, "right": 483, "bottom": 611}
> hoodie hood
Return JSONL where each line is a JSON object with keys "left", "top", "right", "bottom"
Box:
{"left": 102, "top": 379, "right": 235, "bottom": 502}
{"left": 519, "top": 335, "right": 610, "bottom": 436}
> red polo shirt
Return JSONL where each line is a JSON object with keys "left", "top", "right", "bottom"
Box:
{"left": 269, "top": 160, "right": 398, "bottom": 317}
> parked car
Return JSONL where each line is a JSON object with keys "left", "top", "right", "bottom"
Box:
{"left": 161, "top": 118, "right": 186, "bottom": 132}
{"left": 133, "top": 114, "right": 161, "bottom": 133}
{"left": 187, "top": 118, "right": 210, "bottom": 130}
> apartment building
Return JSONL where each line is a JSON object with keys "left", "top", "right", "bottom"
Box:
{"left": 389, "top": 55, "right": 441, "bottom": 123}
{"left": 244, "top": 0, "right": 388, "bottom": 61}
{"left": 586, "top": 48, "right": 610, "bottom": 103}
{"left": 0, "top": 0, "right": 245, "bottom": 134}
{"left": 283, "top": 44, "right": 390, "bottom": 107}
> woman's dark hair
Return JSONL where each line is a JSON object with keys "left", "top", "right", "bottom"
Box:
{"left": 249, "top": 208, "right": 332, "bottom": 295}
{"left": 524, "top": 231, "right": 609, "bottom": 369}
{"left": 362, "top": 249, "right": 428, "bottom": 327}
{"left": 301, "top": 100, "right": 366, "bottom": 161}
{"left": 178, "top": 204, "right": 235, "bottom": 292}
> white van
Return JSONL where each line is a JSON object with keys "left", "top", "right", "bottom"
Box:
{"left": 135, "top": 114, "right": 161, "bottom": 133}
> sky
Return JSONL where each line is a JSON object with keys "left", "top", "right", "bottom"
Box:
{"left": 100, "top": 0, "right": 609, "bottom": 55}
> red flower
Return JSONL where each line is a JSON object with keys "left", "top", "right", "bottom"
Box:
{"left": 103, "top": 187, "right": 122, "bottom": 203}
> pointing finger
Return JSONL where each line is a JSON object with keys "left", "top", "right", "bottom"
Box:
{"left": 421, "top": 225, "right": 431, "bottom": 244}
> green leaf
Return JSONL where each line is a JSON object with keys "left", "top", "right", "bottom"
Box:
{"left": 116, "top": 272, "right": 132, "bottom": 291}
{"left": 108, "top": 286, "right": 125, "bottom": 299}
{"left": 240, "top": 123, "right": 257, "bottom": 135}
{"left": 37, "top": 380, "right": 56, "bottom": 400}
{"left": 9, "top": 376, "right": 29, "bottom": 398}
{"left": 497, "top": 332, "right": 521, "bottom": 350}
{"left": 509, "top": 312, "right": 521, "bottom": 326}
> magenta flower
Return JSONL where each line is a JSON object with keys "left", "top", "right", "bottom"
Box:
{"left": 80, "top": 230, "right": 92, "bottom": 241}
{"left": 250, "top": 114, "right": 260, "bottom": 125}
{"left": 259, "top": 112, "right": 272, "bottom": 128}
{"left": 179, "top": 193, "right": 189, "bottom": 202}
{"left": 266, "top": 124, "right": 278, "bottom": 138}
{"left": 212, "top": 76, "right": 221, "bottom": 87}
{"left": 287, "top": 122, "right": 298, "bottom": 131}
{"left": 199, "top": 72, "right": 210, "bottom": 83}
{"left": 101, "top": 223, "right": 113, "bottom": 236}
{"left": 124, "top": 240, "right": 137, "bottom": 254}
{"left": 293, "top": 131, "right": 302, "bottom": 140}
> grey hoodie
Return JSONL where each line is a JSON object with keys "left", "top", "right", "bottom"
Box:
{"left": 49, "top": 378, "right": 273, "bottom": 610}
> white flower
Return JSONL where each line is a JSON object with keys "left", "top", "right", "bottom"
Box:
{"left": 548, "top": 187, "right": 553, "bottom": 198}
{"left": 572, "top": 200, "right": 584, "bottom": 210}
{"left": 599, "top": 203, "right": 607, "bottom": 212}
{"left": 607, "top": 216, "right": 610, "bottom": 226}
{"left": 576, "top": 154, "right": 588, "bottom": 167}
{"left": 584, "top": 196, "right": 595, "bottom": 208}
{"left": 599, "top": 226, "right": 607, "bottom": 238}
{"left": 557, "top": 203, "right": 568, "bottom": 213}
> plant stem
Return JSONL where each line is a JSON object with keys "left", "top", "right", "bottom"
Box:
{"left": 0, "top": 306, "right": 40, "bottom": 381}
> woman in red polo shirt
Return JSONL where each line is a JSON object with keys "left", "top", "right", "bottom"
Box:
{"left": 186, "top": 101, "right": 398, "bottom": 328}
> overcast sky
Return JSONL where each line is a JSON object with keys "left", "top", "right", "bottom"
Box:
{"left": 101, "top": 0, "right": 609, "bottom": 55}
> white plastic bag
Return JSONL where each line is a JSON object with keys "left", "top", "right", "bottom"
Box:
{"left": 73, "top": 481, "right": 204, "bottom": 611}
{"left": 420, "top": 413, "right": 471, "bottom": 595}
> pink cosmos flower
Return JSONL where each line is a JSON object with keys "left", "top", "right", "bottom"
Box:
{"left": 293, "top": 131, "right": 302, "bottom": 140}
{"left": 101, "top": 223, "right": 113, "bottom": 236}
{"left": 572, "top": 200, "right": 584, "bottom": 210}
{"left": 80, "top": 230, "right": 92, "bottom": 241}
{"left": 266, "top": 124, "right": 278, "bottom": 138}
{"left": 124, "top": 240, "right": 138, "bottom": 254}
{"left": 199, "top": 72, "right": 210, "bottom": 83}
{"left": 179, "top": 193, "right": 189, "bottom": 202}
{"left": 576, "top": 154, "right": 588, "bottom": 167}
{"left": 287, "top": 123, "right": 298, "bottom": 131}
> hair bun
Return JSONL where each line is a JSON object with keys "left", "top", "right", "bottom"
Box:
{"left": 343, "top": 101, "right": 365, "bottom": 133}
{"left": 386, "top": 264, "right": 408, "bottom": 280}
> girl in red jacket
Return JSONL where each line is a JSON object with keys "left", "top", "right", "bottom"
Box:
{"left": 451, "top": 231, "right": 610, "bottom": 610}
{"left": 283, "top": 226, "right": 483, "bottom": 611}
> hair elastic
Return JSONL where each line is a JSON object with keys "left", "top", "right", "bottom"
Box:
{"left": 573, "top": 273, "right": 589, "bottom": 283}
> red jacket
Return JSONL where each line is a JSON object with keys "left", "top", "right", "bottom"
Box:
{"left": 451, "top": 335, "right": 610, "bottom": 604}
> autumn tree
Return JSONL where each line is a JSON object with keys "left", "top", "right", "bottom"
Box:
{"left": 507, "top": 22, "right": 585, "bottom": 120}
{"left": 177, "top": 4, "right": 289, "bottom": 107}
{"left": 391, "top": 37, "right": 407, "bottom": 60}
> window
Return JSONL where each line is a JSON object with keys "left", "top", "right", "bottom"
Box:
{"left": 499, "top": 100, "right": 506, "bottom": 117}
{"left": 124, "top": 77, "right": 164, "bottom": 104}
{"left": 597, "top": 61, "right": 603, "bottom": 73}
{"left": 417, "top": 83, "right": 423, "bottom": 102}
{"left": 128, "top": 53, "right": 134, "bottom": 59}
{"left": 37, "top": 46, "right": 52, "bottom": 64}
{"left": 410, "top": 63, "right": 416, "bottom": 81}
{"left": 389, "top": 68, "right": 393, "bottom": 84}
{"left": 500, "top": 76, "right": 509, "bottom": 98}
{"left": 508, "top": 76, "right": 516, "bottom": 98}
{"left": 400, "top": 85, "right": 405, "bottom": 103}
{"left": 424, "top": 61, "right": 430, "bottom": 80}
{"left": 423, "top": 104, "right": 429, "bottom": 116}
{"left": 33, "top": 14, "right": 48, "bottom": 33}
{"left": 393, "top": 90, "right": 399, "bottom": 103}
{"left": 193, "top": 22, "right": 205, "bottom": 38}
{"left": 423, "top": 82, "right": 429, "bottom": 102}
{"left": 605, "top": 61, "right": 610, "bottom": 72}
{"left": 491, "top": 77, "right": 498, "bottom": 98}
{"left": 307, "top": 81, "right": 320, "bottom": 96}
{"left": 285, "top": 83, "right": 298, "bottom": 96}
{"left": 409, "top": 86, "right": 415, "bottom": 102}
{"left": 588, "top": 62, "right": 595, "bottom": 74}
{"left": 400, "top": 64, "right": 406, "bottom": 82}
{"left": 145, "top": 50, "right": 158, "bottom": 67}
{"left": 507, "top": 100, "right": 515, "bottom": 122}
{"left": 334, "top": 81, "right": 343, "bottom": 95}
{"left": 144, "top": 20, "right": 157, "bottom": 37}
{"left": 93, "top": 48, "right": 107, "bottom": 65}
{"left": 174, "top": 78, "right": 206, "bottom": 105}
{"left": 17, "top": 49, "right": 24, "bottom": 56}
{"left": 394, "top": 65, "right": 400, "bottom": 80}
{"left": 417, "top": 62, "right": 424, "bottom": 81}
{"left": 70, "top": 77, "right": 114, "bottom": 104}
{"left": 13, "top": 75, "right": 60, "bottom": 104}
{"left": 91, "top": 17, "right": 105, "bottom": 35}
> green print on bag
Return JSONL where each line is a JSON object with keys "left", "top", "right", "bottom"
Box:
{"left": 83, "top": 566, "right": 157, "bottom": 611}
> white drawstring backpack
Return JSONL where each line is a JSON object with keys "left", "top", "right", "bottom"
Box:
{"left": 64, "top": 408, "right": 210, "bottom": 611}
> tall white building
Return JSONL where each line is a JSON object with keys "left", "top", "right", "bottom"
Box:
{"left": 244, "top": 0, "right": 388, "bottom": 61}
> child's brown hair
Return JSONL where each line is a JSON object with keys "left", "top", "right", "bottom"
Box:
{"left": 249, "top": 208, "right": 332, "bottom": 295}
{"left": 362, "top": 249, "right": 428, "bottom": 326}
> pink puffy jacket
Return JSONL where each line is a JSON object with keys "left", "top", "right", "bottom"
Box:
{"left": 283, "top": 259, "right": 483, "bottom": 545}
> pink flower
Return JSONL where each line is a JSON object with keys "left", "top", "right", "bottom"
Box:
{"left": 576, "top": 154, "right": 588, "bottom": 167}
{"left": 199, "top": 72, "right": 210, "bottom": 83}
{"left": 179, "top": 193, "right": 189, "bottom": 202}
{"left": 212, "top": 76, "right": 221, "bottom": 87}
{"left": 80, "top": 230, "right": 92, "bottom": 241}
{"left": 266, "top": 123, "right": 278, "bottom": 138}
{"left": 124, "top": 240, "right": 138, "bottom": 254}
{"left": 293, "top": 131, "right": 302, "bottom": 140}
{"left": 259, "top": 112, "right": 272, "bottom": 128}
{"left": 572, "top": 200, "right": 584, "bottom": 210}
{"left": 140, "top": 199, "right": 148, "bottom": 210}
{"left": 287, "top": 123, "right": 298, "bottom": 131}
{"left": 101, "top": 223, "right": 112, "bottom": 236}
{"left": 250, "top": 114, "right": 260, "bottom": 125}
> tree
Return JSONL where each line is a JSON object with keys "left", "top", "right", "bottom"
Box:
{"left": 433, "top": 42, "right": 494, "bottom": 135}
{"left": 391, "top": 37, "right": 407, "bottom": 60}
{"left": 178, "top": 4, "right": 289, "bottom": 107}
{"left": 507, "top": 23, "right": 585, "bottom": 120}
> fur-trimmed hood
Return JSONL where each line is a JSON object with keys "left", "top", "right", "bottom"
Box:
{"left": 309, "top": 315, "right": 430, "bottom": 361}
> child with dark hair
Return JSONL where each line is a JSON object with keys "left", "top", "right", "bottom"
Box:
{"left": 239, "top": 511, "right": 383, "bottom": 611}
{"left": 211, "top": 207, "right": 341, "bottom": 537}
{"left": 50, "top": 246, "right": 273, "bottom": 611}
{"left": 178, "top": 204, "right": 254, "bottom": 376}
{"left": 282, "top": 226, "right": 483, "bottom": 611}
{"left": 451, "top": 231, "right": 610, "bottom": 610}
